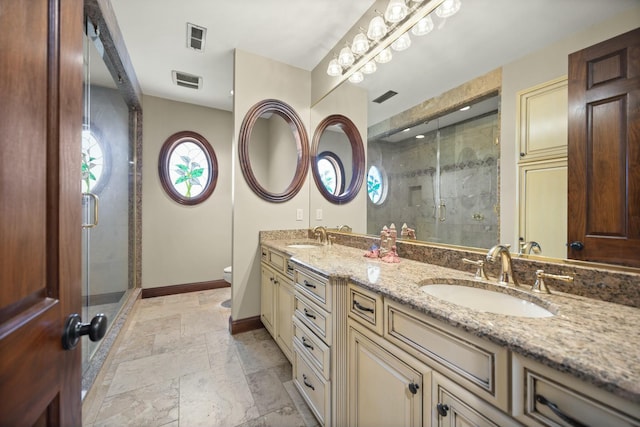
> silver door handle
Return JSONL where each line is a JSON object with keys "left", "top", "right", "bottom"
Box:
{"left": 82, "top": 192, "right": 99, "bottom": 228}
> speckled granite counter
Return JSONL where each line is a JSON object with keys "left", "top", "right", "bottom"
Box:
{"left": 262, "top": 238, "right": 640, "bottom": 404}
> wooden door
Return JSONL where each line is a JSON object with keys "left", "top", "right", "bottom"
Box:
{"left": 0, "top": 0, "right": 83, "bottom": 425}
{"left": 568, "top": 27, "right": 640, "bottom": 267}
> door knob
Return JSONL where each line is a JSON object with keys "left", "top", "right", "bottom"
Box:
{"left": 568, "top": 241, "right": 584, "bottom": 251}
{"left": 62, "top": 313, "right": 107, "bottom": 350}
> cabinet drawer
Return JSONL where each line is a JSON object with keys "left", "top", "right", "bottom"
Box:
{"left": 294, "top": 343, "right": 331, "bottom": 426}
{"left": 384, "top": 300, "right": 509, "bottom": 411}
{"left": 295, "top": 267, "right": 330, "bottom": 312}
{"left": 268, "top": 248, "right": 286, "bottom": 272}
{"left": 348, "top": 283, "right": 383, "bottom": 335}
{"left": 432, "top": 372, "right": 516, "bottom": 427}
{"left": 512, "top": 354, "right": 640, "bottom": 427}
{"left": 293, "top": 316, "right": 330, "bottom": 380}
{"left": 295, "top": 293, "right": 331, "bottom": 345}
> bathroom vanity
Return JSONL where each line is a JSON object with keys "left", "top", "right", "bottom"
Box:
{"left": 260, "top": 233, "right": 640, "bottom": 427}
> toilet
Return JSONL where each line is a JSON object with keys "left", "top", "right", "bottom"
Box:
{"left": 223, "top": 266, "right": 232, "bottom": 284}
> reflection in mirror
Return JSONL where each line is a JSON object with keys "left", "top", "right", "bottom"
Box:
{"left": 311, "top": 114, "right": 365, "bottom": 204}
{"left": 367, "top": 95, "right": 499, "bottom": 249}
{"left": 239, "top": 99, "right": 309, "bottom": 203}
{"left": 248, "top": 112, "right": 297, "bottom": 194}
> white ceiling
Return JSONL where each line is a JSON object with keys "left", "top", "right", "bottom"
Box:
{"left": 109, "top": 0, "right": 638, "bottom": 127}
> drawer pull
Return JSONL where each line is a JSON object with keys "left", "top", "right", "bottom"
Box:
{"left": 302, "top": 336, "right": 314, "bottom": 350}
{"left": 303, "top": 308, "right": 316, "bottom": 319}
{"left": 353, "top": 300, "right": 374, "bottom": 313}
{"left": 408, "top": 382, "right": 419, "bottom": 395}
{"left": 303, "top": 374, "right": 315, "bottom": 390}
{"left": 535, "top": 394, "right": 588, "bottom": 427}
{"left": 287, "top": 264, "right": 294, "bottom": 273}
{"left": 269, "top": 277, "right": 274, "bottom": 282}
{"left": 436, "top": 403, "right": 449, "bottom": 417}
{"left": 303, "top": 280, "right": 316, "bottom": 289}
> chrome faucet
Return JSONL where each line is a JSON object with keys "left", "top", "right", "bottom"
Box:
{"left": 486, "top": 244, "right": 519, "bottom": 286}
{"left": 313, "top": 226, "right": 327, "bottom": 244}
{"left": 519, "top": 240, "right": 542, "bottom": 255}
{"left": 337, "top": 224, "right": 352, "bottom": 232}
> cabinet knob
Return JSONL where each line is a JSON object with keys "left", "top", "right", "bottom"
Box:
{"left": 408, "top": 382, "right": 419, "bottom": 395}
{"left": 436, "top": 403, "right": 449, "bottom": 417}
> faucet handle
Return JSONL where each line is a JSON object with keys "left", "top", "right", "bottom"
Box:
{"left": 328, "top": 236, "right": 336, "bottom": 246}
{"left": 531, "top": 270, "right": 574, "bottom": 294}
{"left": 462, "top": 258, "right": 489, "bottom": 280}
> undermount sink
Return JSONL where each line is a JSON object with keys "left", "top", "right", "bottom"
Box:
{"left": 287, "top": 244, "right": 321, "bottom": 249}
{"left": 421, "top": 284, "right": 554, "bottom": 318}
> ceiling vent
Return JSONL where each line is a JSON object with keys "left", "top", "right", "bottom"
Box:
{"left": 172, "top": 70, "right": 202, "bottom": 90}
{"left": 187, "top": 23, "right": 206, "bottom": 51}
{"left": 373, "top": 90, "right": 398, "bottom": 104}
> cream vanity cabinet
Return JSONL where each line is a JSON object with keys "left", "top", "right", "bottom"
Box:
{"left": 260, "top": 246, "right": 294, "bottom": 361}
{"left": 347, "top": 284, "right": 431, "bottom": 427}
{"left": 292, "top": 263, "right": 333, "bottom": 426}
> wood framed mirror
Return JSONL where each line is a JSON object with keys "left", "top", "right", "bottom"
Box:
{"left": 311, "top": 114, "right": 365, "bottom": 204}
{"left": 238, "top": 99, "right": 309, "bottom": 203}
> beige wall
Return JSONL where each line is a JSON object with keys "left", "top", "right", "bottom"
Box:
{"left": 500, "top": 8, "right": 640, "bottom": 251}
{"left": 310, "top": 83, "right": 368, "bottom": 233}
{"left": 141, "top": 95, "right": 233, "bottom": 288}
{"left": 232, "top": 50, "right": 312, "bottom": 320}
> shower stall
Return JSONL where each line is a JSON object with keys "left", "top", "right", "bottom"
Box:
{"left": 81, "top": 14, "right": 141, "bottom": 393}
{"left": 367, "top": 97, "right": 500, "bottom": 249}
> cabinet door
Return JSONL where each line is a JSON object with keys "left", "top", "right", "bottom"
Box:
{"left": 275, "top": 275, "right": 294, "bottom": 362}
{"left": 260, "top": 265, "right": 275, "bottom": 335}
{"left": 518, "top": 159, "right": 568, "bottom": 259}
{"left": 348, "top": 324, "right": 428, "bottom": 427}
{"left": 432, "top": 372, "right": 516, "bottom": 427}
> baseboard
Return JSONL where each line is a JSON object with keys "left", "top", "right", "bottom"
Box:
{"left": 141, "top": 279, "right": 229, "bottom": 299}
{"left": 228, "top": 315, "right": 264, "bottom": 335}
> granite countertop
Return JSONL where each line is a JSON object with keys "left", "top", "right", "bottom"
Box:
{"left": 262, "top": 238, "right": 640, "bottom": 404}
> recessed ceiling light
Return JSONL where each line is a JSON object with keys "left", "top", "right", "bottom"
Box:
{"left": 460, "top": 105, "right": 471, "bottom": 111}
{"left": 416, "top": 135, "right": 425, "bottom": 139}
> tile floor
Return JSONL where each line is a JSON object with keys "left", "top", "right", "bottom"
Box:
{"left": 82, "top": 288, "right": 319, "bottom": 427}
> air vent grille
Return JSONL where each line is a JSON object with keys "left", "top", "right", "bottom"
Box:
{"left": 172, "top": 71, "right": 202, "bottom": 90}
{"left": 187, "top": 23, "right": 206, "bottom": 51}
{"left": 373, "top": 90, "right": 398, "bottom": 104}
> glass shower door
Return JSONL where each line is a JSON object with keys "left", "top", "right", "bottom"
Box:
{"left": 81, "top": 23, "right": 134, "bottom": 377}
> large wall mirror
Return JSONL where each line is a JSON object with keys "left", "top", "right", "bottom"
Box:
{"left": 239, "top": 99, "right": 309, "bottom": 203}
{"left": 311, "top": 114, "right": 365, "bottom": 204}
{"left": 314, "top": 0, "right": 639, "bottom": 270}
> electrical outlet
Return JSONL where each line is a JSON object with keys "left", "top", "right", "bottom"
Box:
{"left": 316, "top": 209, "right": 323, "bottom": 220}
{"left": 296, "top": 208, "right": 303, "bottom": 221}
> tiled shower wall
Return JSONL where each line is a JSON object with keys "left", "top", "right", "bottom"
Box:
{"left": 368, "top": 112, "right": 499, "bottom": 249}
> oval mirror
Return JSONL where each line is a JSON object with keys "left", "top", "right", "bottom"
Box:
{"left": 239, "top": 99, "right": 309, "bottom": 203}
{"left": 311, "top": 114, "right": 365, "bottom": 204}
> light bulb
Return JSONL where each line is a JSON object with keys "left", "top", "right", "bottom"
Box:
{"left": 411, "top": 15, "right": 434, "bottom": 36}
{"left": 349, "top": 71, "right": 364, "bottom": 84}
{"left": 351, "top": 33, "right": 370, "bottom": 55}
{"left": 362, "top": 60, "right": 377, "bottom": 74}
{"left": 391, "top": 32, "right": 411, "bottom": 51}
{"left": 367, "top": 15, "right": 388, "bottom": 41}
{"left": 326, "top": 59, "right": 342, "bottom": 77}
{"left": 435, "top": 0, "right": 461, "bottom": 18}
{"left": 384, "top": 0, "right": 408, "bottom": 23}
{"left": 375, "top": 47, "right": 393, "bottom": 64}
{"left": 337, "top": 46, "right": 355, "bottom": 67}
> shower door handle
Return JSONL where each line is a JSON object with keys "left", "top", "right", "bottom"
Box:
{"left": 82, "top": 192, "right": 100, "bottom": 228}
